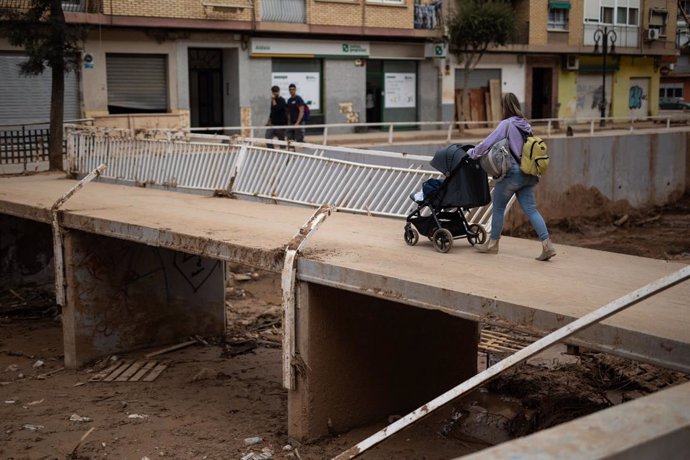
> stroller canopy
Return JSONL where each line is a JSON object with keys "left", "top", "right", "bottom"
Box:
{"left": 430, "top": 144, "right": 469, "bottom": 176}
{"left": 428, "top": 144, "right": 491, "bottom": 209}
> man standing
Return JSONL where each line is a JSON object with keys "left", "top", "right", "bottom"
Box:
{"left": 265, "top": 85, "right": 287, "bottom": 149}
{"left": 287, "top": 83, "right": 306, "bottom": 143}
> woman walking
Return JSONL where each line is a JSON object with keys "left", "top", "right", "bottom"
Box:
{"left": 467, "top": 93, "right": 556, "bottom": 261}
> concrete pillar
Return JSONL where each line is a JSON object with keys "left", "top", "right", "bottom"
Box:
{"left": 288, "top": 282, "right": 478, "bottom": 440}
{"left": 62, "top": 230, "right": 225, "bottom": 368}
{"left": 0, "top": 215, "right": 53, "bottom": 287}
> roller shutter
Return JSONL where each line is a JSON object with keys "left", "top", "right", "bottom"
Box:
{"left": 0, "top": 53, "right": 80, "bottom": 125}
{"left": 106, "top": 54, "right": 168, "bottom": 113}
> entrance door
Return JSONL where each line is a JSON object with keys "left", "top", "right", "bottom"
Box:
{"left": 366, "top": 60, "right": 417, "bottom": 129}
{"left": 365, "top": 60, "right": 383, "bottom": 127}
{"left": 531, "top": 67, "right": 553, "bottom": 119}
{"left": 188, "top": 49, "right": 223, "bottom": 128}
{"left": 629, "top": 77, "right": 649, "bottom": 118}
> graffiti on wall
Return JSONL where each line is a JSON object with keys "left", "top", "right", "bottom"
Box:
{"left": 629, "top": 85, "right": 644, "bottom": 109}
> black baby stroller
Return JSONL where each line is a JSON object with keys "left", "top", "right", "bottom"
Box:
{"left": 404, "top": 144, "right": 491, "bottom": 253}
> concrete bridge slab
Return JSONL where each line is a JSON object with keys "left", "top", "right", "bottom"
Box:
{"left": 1, "top": 173, "right": 689, "bottom": 440}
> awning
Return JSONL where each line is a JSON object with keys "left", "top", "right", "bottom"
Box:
{"left": 549, "top": 1, "right": 571, "bottom": 9}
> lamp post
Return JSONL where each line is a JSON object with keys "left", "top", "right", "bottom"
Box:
{"left": 593, "top": 26, "right": 617, "bottom": 127}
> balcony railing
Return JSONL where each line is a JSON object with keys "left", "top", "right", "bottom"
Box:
{"left": 414, "top": 1, "right": 442, "bottom": 30}
{"left": 583, "top": 23, "right": 639, "bottom": 48}
{"left": 261, "top": 0, "right": 305, "bottom": 23}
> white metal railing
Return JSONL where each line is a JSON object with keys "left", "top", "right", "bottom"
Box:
{"left": 66, "top": 127, "right": 504, "bottom": 231}
{"left": 189, "top": 112, "right": 690, "bottom": 145}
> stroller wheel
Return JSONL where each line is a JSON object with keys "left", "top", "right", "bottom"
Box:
{"left": 404, "top": 226, "right": 419, "bottom": 246}
{"left": 467, "top": 224, "right": 487, "bottom": 246}
{"left": 432, "top": 228, "right": 453, "bottom": 253}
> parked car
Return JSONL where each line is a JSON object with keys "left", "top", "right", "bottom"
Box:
{"left": 659, "top": 98, "right": 690, "bottom": 110}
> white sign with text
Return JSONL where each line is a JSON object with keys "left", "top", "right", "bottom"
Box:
{"left": 384, "top": 73, "right": 416, "bottom": 108}
{"left": 271, "top": 72, "right": 321, "bottom": 111}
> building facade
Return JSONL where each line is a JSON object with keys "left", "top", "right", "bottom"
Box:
{"left": 0, "top": 0, "right": 682, "bottom": 129}
{"left": 444, "top": 0, "right": 679, "bottom": 122}
{"left": 1, "top": 0, "right": 446, "bottom": 132}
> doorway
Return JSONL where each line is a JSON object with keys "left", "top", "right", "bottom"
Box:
{"left": 366, "top": 60, "right": 417, "bottom": 130}
{"left": 531, "top": 67, "right": 553, "bottom": 119}
{"left": 188, "top": 48, "right": 223, "bottom": 128}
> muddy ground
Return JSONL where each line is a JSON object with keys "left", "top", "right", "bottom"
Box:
{"left": 1, "top": 194, "right": 689, "bottom": 460}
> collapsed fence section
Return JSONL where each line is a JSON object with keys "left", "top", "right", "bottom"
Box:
{"left": 67, "top": 128, "right": 500, "bottom": 229}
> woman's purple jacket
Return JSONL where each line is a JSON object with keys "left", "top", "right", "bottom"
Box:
{"left": 467, "top": 116, "right": 532, "bottom": 161}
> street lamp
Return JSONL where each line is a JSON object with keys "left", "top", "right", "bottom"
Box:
{"left": 593, "top": 26, "right": 617, "bottom": 127}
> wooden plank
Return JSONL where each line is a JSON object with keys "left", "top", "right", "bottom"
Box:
{"left": 489, "top": 79, "right": 502, "bottom": 128}
{"left": 142, "top": 363, "right": 168, "bottom": 382}
{"left": 116, "top": 360, "right": 145, "bottom": 382}
{"left": 130, "top": 360, "right": 158, "bottom": 382}
{"left": 485, "top": 91, "right": 493, "bottom": 125}
{"left": 103, "top": 362, "right": 132, "bottom": 382}
{"left": 144, "top": 340, "right": 198, "bottom": 359}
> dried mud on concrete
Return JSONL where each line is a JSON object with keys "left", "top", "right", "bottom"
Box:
{"left": 2, "top": 196, "right": 690, "bottom": 460}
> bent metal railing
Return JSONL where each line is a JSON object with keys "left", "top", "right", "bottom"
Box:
{"left": 67, "top": 127, "right": 505, "bottom": 230}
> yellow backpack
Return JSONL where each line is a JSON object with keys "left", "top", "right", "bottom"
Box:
{"left": 518, "top": 130, "right": 549, "bottom": 177}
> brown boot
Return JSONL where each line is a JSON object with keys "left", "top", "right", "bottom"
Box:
{"left": 476, "top": 239, "right": 499, "bottom": 254}
{"left": 536, "top": 239, "right": 556, "bottom": 261}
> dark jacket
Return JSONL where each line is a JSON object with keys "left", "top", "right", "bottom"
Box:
{"left": 269, "top": 96, "right": 288, "bottom": 126}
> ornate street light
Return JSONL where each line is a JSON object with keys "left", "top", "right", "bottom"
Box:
{"left": 593, "top": 26, "right": 617, "bottom": 127}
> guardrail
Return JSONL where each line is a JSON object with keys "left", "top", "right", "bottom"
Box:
{"left": 189, "top": 112, "right": 690, "bottom": 145}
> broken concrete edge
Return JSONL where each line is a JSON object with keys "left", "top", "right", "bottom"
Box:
{"left": 51, "top": 164, "right": 107, "bottom": 307}
{"left": 282, "top": 204, "right": 334, "bottom": 390}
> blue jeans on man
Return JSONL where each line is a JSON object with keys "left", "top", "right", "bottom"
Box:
{"left": 490, "top": 162, "right": 549, "bottom": 241}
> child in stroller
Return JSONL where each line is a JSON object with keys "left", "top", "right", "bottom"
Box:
{"left": 404, "top": 144, "right": 490, "bottom": 253}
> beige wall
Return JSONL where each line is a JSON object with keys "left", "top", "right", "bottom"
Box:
{"left": 104, "top": 0, "right": 253, "bottom": 21}
{"left": 81, "top": 30, "right": 179, "bottom": 117}
{"left": 307, "top": 0, "right": 413, "bottom": 29}
{"left": 529, "top": 0, "right": 549, "bottom": 46}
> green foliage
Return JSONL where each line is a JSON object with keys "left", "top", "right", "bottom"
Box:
{"left": 0, "top": 0, "right": 85, "bottom": 75}
{"left": 447, "top": 0, "right": 515, "bottom": 62}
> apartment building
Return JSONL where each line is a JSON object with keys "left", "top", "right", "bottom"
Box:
{"left": 1, "top": 0, "right": 446, "bottom": 130}
{"left": 446, "top": 0, "right": 679, "bottom": 121}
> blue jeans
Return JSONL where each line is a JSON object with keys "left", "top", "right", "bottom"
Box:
{"left": 491, "top": 162, "right": 549, "bottom": 241}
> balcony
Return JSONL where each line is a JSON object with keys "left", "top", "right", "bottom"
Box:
{"left": 583, "top": 23, "right": 639, "bottom": 48}
{"left": 261, "top": 0, "right": 305, "bottom": 23}
{"left": 414, "top": 0, "right": 442, "bottom": 30}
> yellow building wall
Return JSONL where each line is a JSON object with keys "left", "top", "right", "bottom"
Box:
{"left": 611, "top": 56, "right": 658, "bottom": 117}
{"left": 557, "top": 68, "right": 578, "bottom": 120}
{"left": 558, "top": 56, "right": 659, "bottom": 119}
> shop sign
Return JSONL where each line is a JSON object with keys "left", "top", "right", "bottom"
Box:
{"left": 252, "top": 39, "right": 369, "bottom": 58}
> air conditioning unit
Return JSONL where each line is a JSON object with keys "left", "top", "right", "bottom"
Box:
{"left": 646, "top": 28, "right": 660, "bottom": 41}
{"left": 564, "top": 55, "right": 579, "bottom": 71}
